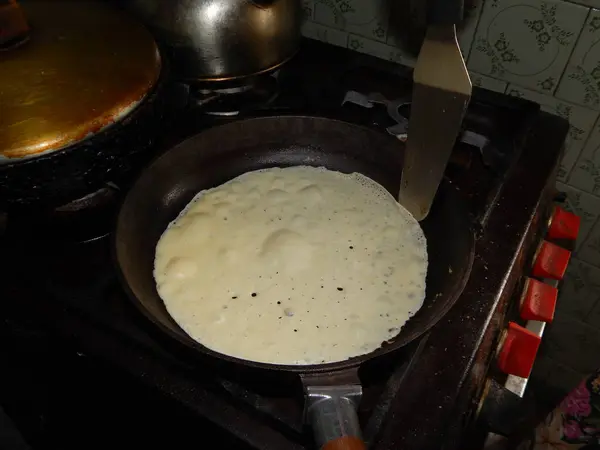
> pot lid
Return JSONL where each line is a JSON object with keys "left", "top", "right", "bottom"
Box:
{"left": 0, "top": 1, "right": 161, "bottom": 161}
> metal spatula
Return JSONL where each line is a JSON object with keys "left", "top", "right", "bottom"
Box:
{"left": 399, "top": 0, "right": 472, "bottom": 221}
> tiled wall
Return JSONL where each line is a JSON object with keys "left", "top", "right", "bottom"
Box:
{"left": 301, "top": 0, "right": 600, "bottom": 394}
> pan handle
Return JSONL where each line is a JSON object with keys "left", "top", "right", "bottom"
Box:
{"left": 302, "top": 373, "right": 366, "bottom": 450}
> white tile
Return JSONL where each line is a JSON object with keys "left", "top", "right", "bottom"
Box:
{"left": 313, "top": 0, "right": 390, "bottom": 43}
{"left": 543, "top": 313, "right": 600, "bottom": 373}
{"left": 301, "top": 21, "right": 349, "bottom": 48}
{"left": 556, "top": 258, "right": 600, "bottom": 321}
{"left": 556, "top": 9, "right": 600, "bottom": 110}
{"left": 568, "top": 114, "right": 600, "bottom": 194}
{"left": 469, "top": 72, "right": 508, "bottom": 93}
{"left": 468, "top": 0, "right": 588, "bottom": 94}
{"left": 507, "top": 85, "right": 598, "bottom": 180}
{"left": 346, "top": 34, "right": 415, "bottom": 67}
{"left": 578, "top": 219, "right": 600, "bottom": 266}
{"left": 556, "top": 181, "right": 600, "bottom": 247}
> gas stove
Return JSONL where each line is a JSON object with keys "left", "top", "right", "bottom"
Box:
{"left": 0, "top": 40, "right": 572, "bottom": 450}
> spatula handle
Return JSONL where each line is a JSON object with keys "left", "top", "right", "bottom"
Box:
{"left": 427, "top": 0, "right": 464, "bottom": 25}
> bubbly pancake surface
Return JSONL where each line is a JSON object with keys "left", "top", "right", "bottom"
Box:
{"left": 154, "top": 166, "right": 428, "bottom": 365}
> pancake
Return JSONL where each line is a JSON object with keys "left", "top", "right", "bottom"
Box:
{"left": 154, "top": 166, "right": 428, "bottom": 365}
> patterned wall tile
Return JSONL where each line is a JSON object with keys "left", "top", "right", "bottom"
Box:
{"left": 301, "top": 21, "right": 349, "bottom": 48}
{"left": 468, "top": 0, "right": 588, "bottom": 94}
{"left": 313, "top": 0, "right": 390, "bottom": 43}
{"left": 470, "top": 72, "right": 508, "bottom": 93}
{"left": 556, "top": 9, "right": 600, "bottom": 111}
{"left": 578, "top": 221, "right": 600, "bottom": 266}
{"left": 543, "top": 313, "right": 600, "bottom": 373}
{"left": 507, "top": 85, "right": 598, "bottom": 181}
{"left": 347, "top": 34, "right": 415, "bottom": 66}
{"left": 556, "top": 258, "right": 600, "bottom": 321}
{"left": 569, "top": 117, "right": 600, "bottom": 195}
{"left": 557, "top": 181, "right": 600, "bottom": 248}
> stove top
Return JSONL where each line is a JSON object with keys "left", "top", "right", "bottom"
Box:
{"left": 0, "top": 40, "right": 569, "bottom": 450}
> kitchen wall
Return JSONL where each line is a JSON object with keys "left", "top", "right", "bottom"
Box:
{"left": 301, "top": 0, "right": 600, "bottom": 395}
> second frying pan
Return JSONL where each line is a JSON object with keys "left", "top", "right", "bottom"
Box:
{"left": 115, "top": 115, "right": 475, "bottom": 448}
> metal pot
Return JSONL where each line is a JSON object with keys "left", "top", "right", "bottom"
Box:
{"left": 126, "top": 0, "right": 302, "bottom": 82}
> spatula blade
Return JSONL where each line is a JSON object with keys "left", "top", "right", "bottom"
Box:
{"left": 399, "top": 25, "right": 471, "bottom": 221}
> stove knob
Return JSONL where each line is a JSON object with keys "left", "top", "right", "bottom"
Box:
{"left": 519, "top": 277, "right": 558, "bottom": 322}
{"left": 547, "top": 206, "right": 581, "bottom": 241}
{"left": 532, "top": 240, "right": 571, "bottom": 280}
{"left": 497, "top": 322, "right": 541, "bottom": 378}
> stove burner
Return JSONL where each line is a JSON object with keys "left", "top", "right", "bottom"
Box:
{"left": 1, "top": 184, "right": 121, "bottom": 244}
{"left": 190, "top": 74, "right": 279, "bottom": 116}
{"left": 341, "top": 90, "right": 490, "bottom": 152}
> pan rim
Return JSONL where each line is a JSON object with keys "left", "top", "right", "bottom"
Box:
{"left": 114, "top": 115, "right": 476, "bottom": 374}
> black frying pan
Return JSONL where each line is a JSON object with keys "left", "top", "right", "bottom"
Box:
{"left": 115, "top": 115, "right": 475, "bottom": 449}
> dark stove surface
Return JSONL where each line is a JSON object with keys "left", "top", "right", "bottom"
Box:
{"left": 0, "top": 40, "right": 569, "bottom": 450}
